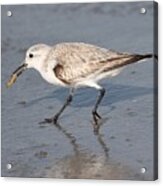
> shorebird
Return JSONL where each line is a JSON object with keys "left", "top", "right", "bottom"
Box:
{"left": 7, "top": 42, "right": 156, "bottom": 131}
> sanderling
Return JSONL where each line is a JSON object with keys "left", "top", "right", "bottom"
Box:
{"left": 6, "top": 42, "right": 157, "bottom": 131}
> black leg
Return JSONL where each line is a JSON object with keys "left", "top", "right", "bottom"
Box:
{"left": 44, "top": 88, "right": 74, "bottom": 124}
{"left": 92, "top": 88, "right": 105, "bottom": 130}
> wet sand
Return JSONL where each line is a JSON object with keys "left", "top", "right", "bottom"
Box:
{"left": 1, "top": 2, "right": 156, "bottom": 180}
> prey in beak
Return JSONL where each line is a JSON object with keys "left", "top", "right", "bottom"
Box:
{"left": 6, "top": 63, "right": 27, "bottom": 88}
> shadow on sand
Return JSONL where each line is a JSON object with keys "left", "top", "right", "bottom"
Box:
{"left": 25, "top": 83, "right": 153, "bottom": 108}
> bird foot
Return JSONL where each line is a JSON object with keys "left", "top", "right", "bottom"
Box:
{"left": 39, "top": 115, "right": 59, "bottom": 125}
{"left": 92, "top": 110, "right": 101, "bottom": 121}
{"left": 92, "top": 111, "right": 102, "bottom": 134}
{"left": 44, "top": 118, "right": 54, "bottom": 123}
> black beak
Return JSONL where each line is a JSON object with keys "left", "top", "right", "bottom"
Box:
{"left": 6, "top": 63, "right": 27, "bottom": 88}
{"left": 12, "top": 63, "right": 27, "bottom": 77}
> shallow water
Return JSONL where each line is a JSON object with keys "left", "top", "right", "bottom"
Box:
{"left": 1, "top": 2, "right": 156, "bottom": 180}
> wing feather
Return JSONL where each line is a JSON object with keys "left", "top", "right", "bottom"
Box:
{"left": 52, "top": 43, "right": 129, "bottom": 84}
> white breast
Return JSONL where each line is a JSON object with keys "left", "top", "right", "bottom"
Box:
{"left": 38, "top": 67, "right": 66, "bottom": 87}
{"left": 35, "top": 57, "right": 67, "bottom": 87}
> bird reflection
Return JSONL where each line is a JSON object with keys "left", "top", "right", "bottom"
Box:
{"left": 92, "top": 116, "right": 110, "bottom": 160}
{"left": 96, "top": 132, "right": 109, "bottom": 160}
{"left": 53, "top": 122, "right": 80, "bottom": 156}
{"left": 43, "top": 122, "right": 140, "bottom": 180}
{"left": 52, "top": 121, "right": 109, "bottom": 161}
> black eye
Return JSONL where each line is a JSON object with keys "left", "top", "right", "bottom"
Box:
{"left": 29, "top": 53, "right": 34, "bottom": 58}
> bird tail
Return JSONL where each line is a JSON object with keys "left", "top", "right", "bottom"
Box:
{"left": 103, "top": 53, "right": 158, "bottom": 72}
{"left": 103, "top": 54, "right": 158, "bottom": 72}
{"left": 133, "top": 53, "right": 158, "bottom": 62}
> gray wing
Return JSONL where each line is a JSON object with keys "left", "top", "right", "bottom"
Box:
{"left": 52, "top": 42, "right": 132, "bottom": 84}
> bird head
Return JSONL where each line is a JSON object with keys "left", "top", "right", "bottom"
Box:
{"left": 6, "top": 44, "right": 51, "bottom": 88}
